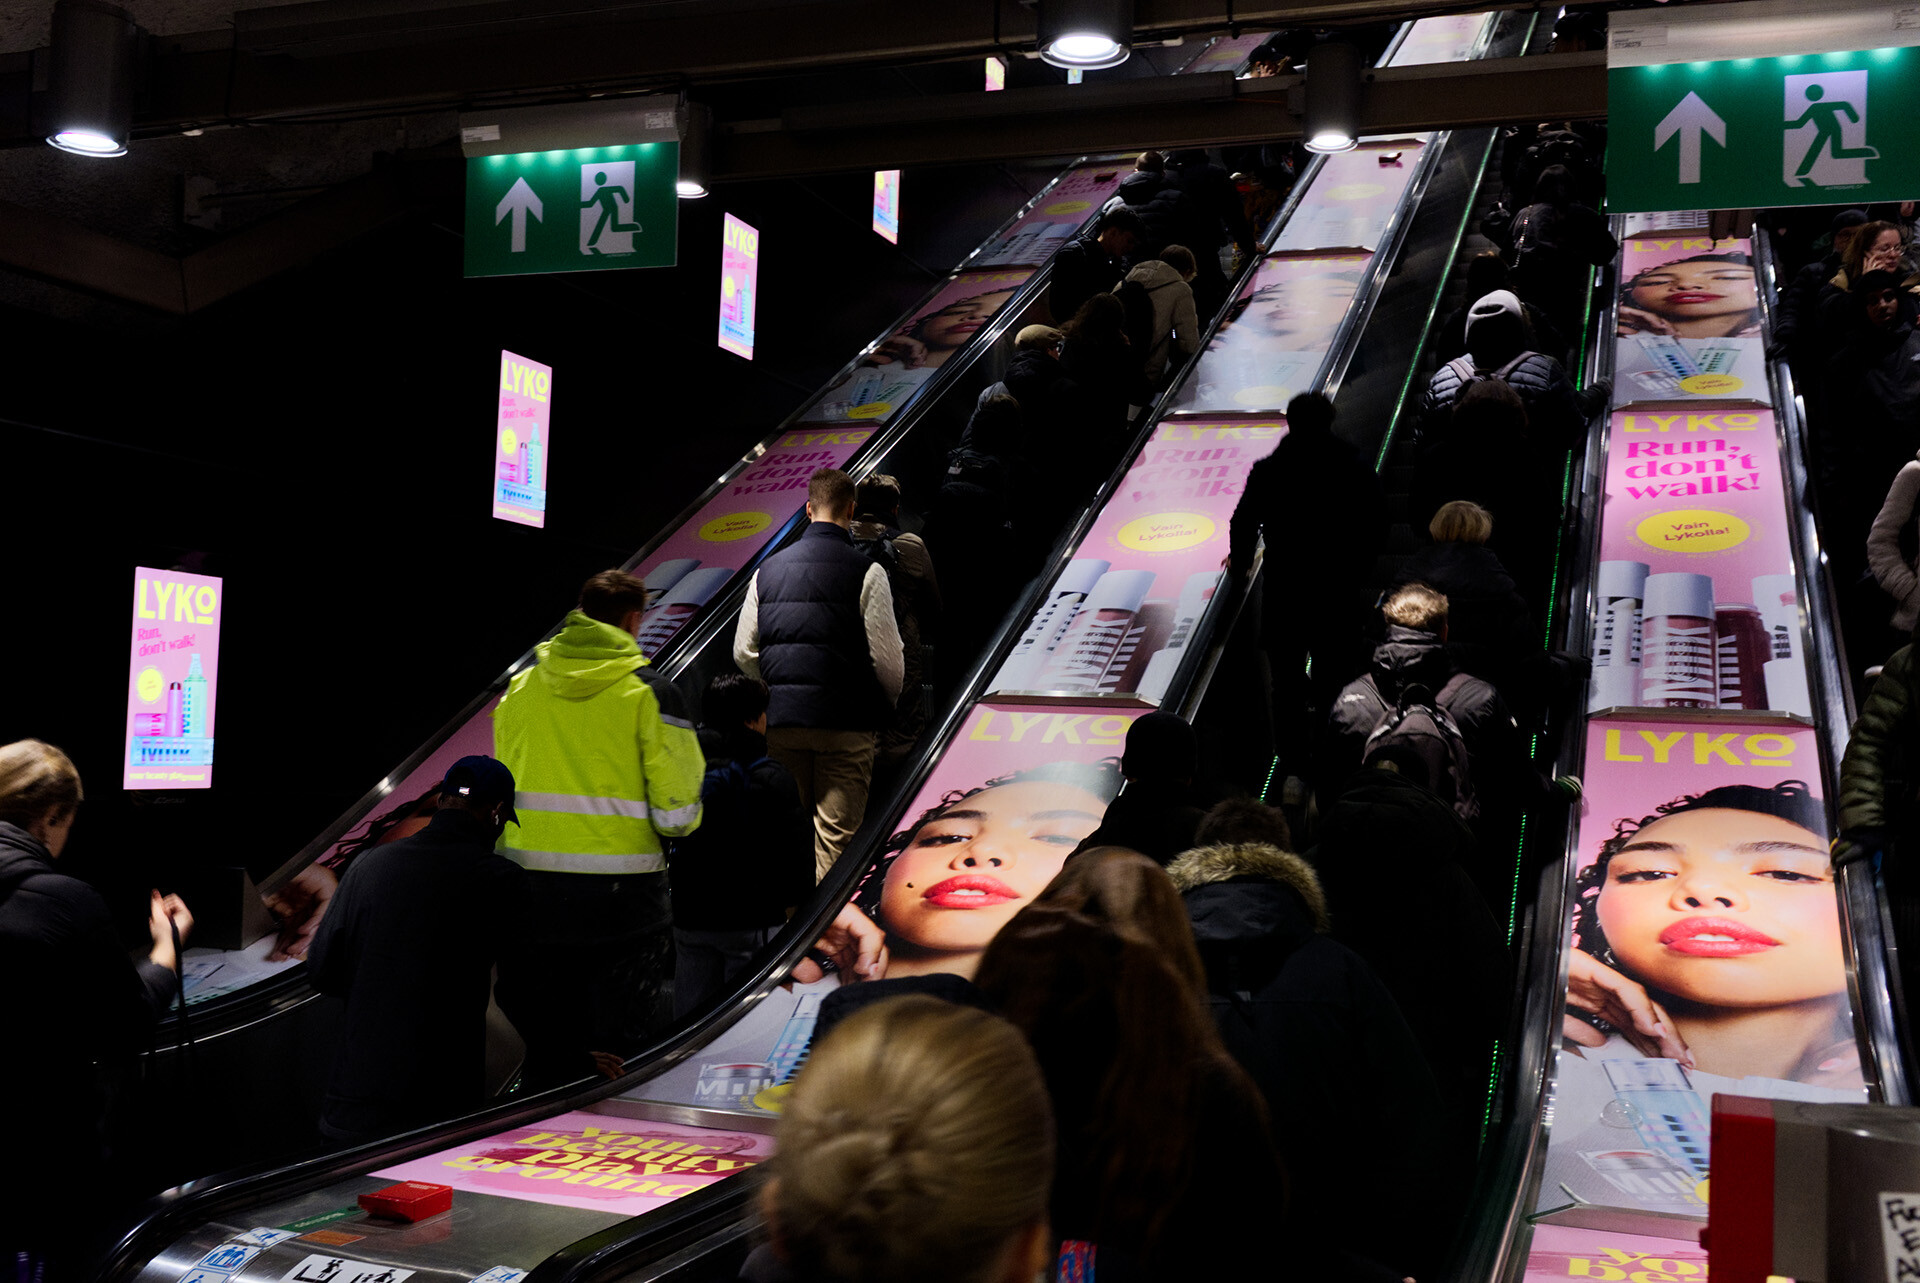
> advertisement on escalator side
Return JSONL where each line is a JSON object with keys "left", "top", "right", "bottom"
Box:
{"left": 1522, "top": 1223, "right": 1706, "bottom": 1282}
{"left": 1271, "top": 143, "right": 1425, "bottom": 254}
{"left": 1535, "top": 719, "right": 1862, "bottom": 1223}
{"left": 1172, "top": 252, "right": 1371, "bottom": 414}
{"left": 1613, "top": 237, "right": 1766, "bottom": 407}
{"left": 974, "top": 165, "right": 1128, "bottom": 268}
{"left": 125, "top": 566, "right": 221, "bottom": 789}
{"left": 803, "top": 269, "right": 1035, "bottom": 424}
{"left": 1590, "top": 406, "right": 1810, "bottom": 716}
{"left": 989, "top": 418, "right": 1283, "bottom": 699}
{"left": 373, "top": 1110, "right": 771, "bottom": 1214}
{"left": 494, "top": 350, "right": 552, "bottom": 528}
{"left": 625, "top": 701, "right": 1138, "bottom": 1119}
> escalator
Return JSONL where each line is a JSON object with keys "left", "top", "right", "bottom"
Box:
{"left": 102, "top": 13, "right": 1528, "bottom": 1282}
{"left": 1460, "top": 210, "right": 1911, "bottom": 1279}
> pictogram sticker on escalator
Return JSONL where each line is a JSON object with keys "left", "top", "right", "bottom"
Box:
{"left": 280, "top": 1254, "right": 415, "bottom": 1283}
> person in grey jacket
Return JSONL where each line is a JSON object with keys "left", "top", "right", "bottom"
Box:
{"left": 1114, "top": 245, "right": 1201, "bottom": 383}
{"left": 1869, "top": 448, "right": 1920, "bottom": 635}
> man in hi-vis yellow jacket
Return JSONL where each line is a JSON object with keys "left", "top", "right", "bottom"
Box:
{"left": 494, "top": 569, "right": 703, "bottom": 1084}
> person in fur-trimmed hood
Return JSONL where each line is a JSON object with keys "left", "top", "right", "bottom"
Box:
{"left": 1168, "top": 799, "right": 1461, "bottom": 1283}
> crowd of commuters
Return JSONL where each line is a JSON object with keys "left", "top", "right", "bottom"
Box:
{"left": 3, "top": 105, "right": 1637, "bottom": 1283}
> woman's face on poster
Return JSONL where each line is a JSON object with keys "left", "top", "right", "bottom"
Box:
{"left": 1233, "top": 274, "right": 1360, "bottom": 346}
{"left": 1627, "top": 261, "right": 1757, "bottom": 325}
{"left": 919, "top": 290, "right": 1016, "bottom": 350}
{"left": 879, "top": 778, "right": 1108, "bottom": 956}
{"left": 1594, "top": 808, "right": 1845, "bottom": 1009}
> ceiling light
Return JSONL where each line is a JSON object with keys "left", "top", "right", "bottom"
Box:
{"left": 44, "top": 0, "right": 138, "bottom": 158}
{"left": 1038, "top": 0, "right": 1132, "bottom": 70}
{"left": 677, "top": 100, "right": 711, "bottom": 199}
{"left": 1302, "top": 41, "right": 1362, "bottom": 154}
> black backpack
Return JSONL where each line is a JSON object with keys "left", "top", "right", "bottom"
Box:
{"left": 851, "top": 527, "right": 899, "bottom": 576}
{"left": 1115, "top": 277, "right": 1161, "bottom": 369}
{"left": 1510, "top": 203, "right": 1569, "bottom": 276}
{"left": 1359, "top": 673, "right": 1479, "bottom": 820}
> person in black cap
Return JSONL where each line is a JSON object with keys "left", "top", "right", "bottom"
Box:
{"left": 1069, "top": 711, "right": 1208, "bottom": 864}
{"left": 308, "top": 755, "right": 533, "bottom": 1142}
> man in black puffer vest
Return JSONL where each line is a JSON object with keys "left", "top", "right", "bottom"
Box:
{"left": 734, "top": 468, "right": 905, "bottom": 880}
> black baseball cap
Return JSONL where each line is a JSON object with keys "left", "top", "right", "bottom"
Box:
{"left": 441, "top": 755, "right": 518, "bottom": 822}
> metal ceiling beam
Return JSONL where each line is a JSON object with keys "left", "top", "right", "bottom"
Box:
{"left": 720, "top": 52, "right": 1607, "bottom": 180}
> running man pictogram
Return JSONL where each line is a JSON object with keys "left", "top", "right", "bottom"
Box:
{"left": 579, "top": 162, "right": 642, "bottom": 254}
{"left": 1786, "top": 78, "right": 1878, "bottom": 186}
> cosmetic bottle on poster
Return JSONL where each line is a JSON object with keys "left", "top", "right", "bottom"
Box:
{"left": 1036, "top": 570, "right": 1157, "bottom": 690}
{"left": 166, "top": 682, "right": 185, "bottom": 739}
{"left": 1602, "top": 1059, "right": 1712, "bottom": 1179}
{"left": 847, "top": 368, "right": 885, "bottom": 408}
{"left": 636, "top": 567, "right": 733, "bottom": 655}
{"left": 1102, "top": 600, "right": 1176, "bottom": 694}
{"left": 525, "top": 431, "right": 543, "bottom": 491}
{"left": 1754, "top": 573, "right": 1813, "bottom": 716}
{"left": 1640, "top": 573, "right": 1718, "bottom": 709}
{"left": 768, "top": 992, "right": 823, "bottom": 1085}
{"left": 1695, "top": 340, "right": 1741, "bottom": 376}
{"left": 995, "top": 559, "right": 1110, "bottom": 690}
{"left": 1590, "top": 560, "right": 1649, "bottom": 711}
{"left": 1636, "top": 334, "right": 1700, "bottom": 381}
{"left": 643, "top": 559, "right": 701, "bottom": 609}
{"left": 1714, "top": 603, "right": 1772, "bottom": 710}
{"left": 182, "top": 655, "right": 208, "bottom": 738}
{"left": 1138, "top": 573, "right": 1221, "bottom": 703}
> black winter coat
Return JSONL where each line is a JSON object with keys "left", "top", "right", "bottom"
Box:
{"left": 1840, "top": 644, "right": 1920, "bottom": 880}
{"left": 1171, "top": 842, "right": 1458, "bottom": 1281}
{"left": 1164, "top": 154, "right": 1257, "bottom": 252}
{"left": 1048, "top": 232, "right": 1126, "bottom": 324}
{"left": 1324, "top": 624, "right": 1519, "bottom": 790}
{"left": 1228, "top": 428, "right": 1386, "bottom": 614}
{"left": 754, "top": 523, "right": 892, "bottom": 730}
{"left": 0, "top": 822, "right": 177, "bottom": 1243}
{"left": 308, "top": 807, "right": 527, "bottom": 1139}
{"left": 1391, "top": 542, "right": 1534, "bottom": 664}
{"left": 1419, "top": 349, "right": 1584, "bottom": 449}
{"left": 668, "top": 726, "right": 813, "bottom": 931}
{"left": 1071, "top": 782, "right": 1204, "bottom": 865}
{"left": 1113, "top": 169, "right": 1198, "bottom": 259}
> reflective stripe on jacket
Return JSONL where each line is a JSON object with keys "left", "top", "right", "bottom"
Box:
{"left": 493, "top": 610, "right": 704, "bottom": 874}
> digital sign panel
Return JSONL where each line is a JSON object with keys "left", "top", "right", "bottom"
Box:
{"left": 494, "top": 349, "right": 552, "bottom": 527}
{"left": 125, "top": 567, "right": 221, "bottom": 790}
{"left": 718, "top": 213, "right": 759, "bottom": 360}
{"left": 872, "top": 169, "right": 900, "bottom": 243}
{"left": 985, "top": 55, "right": 1006, "bottom": 91}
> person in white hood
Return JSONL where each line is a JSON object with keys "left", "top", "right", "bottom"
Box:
{"left": 1115, "top": 243, "right": 1201, "bottom": 383}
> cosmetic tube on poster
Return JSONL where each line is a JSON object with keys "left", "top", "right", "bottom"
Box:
{"left": 768, "top": 992, "right": 823, "bottom": 1085}
{"left": 1694, "top": 340, "right": 1741, "bottom": 376}
{"left": 1753, "top": 573, "right": 1812, "bottom": 716}
{"left": 1589, "top": 560, "right": 1649, "bottom": 712}
{"left": 1714, "top": 603, "right": 1772, "bottom": 710}
{"left": 526, "top": 432, "right": 543, "bottom": 491}
{"left": 643, "top": 559, "right": 700, "bottom": 609}
{"left": 166, "top": 682, "right": 184, "bottom": 739}
{"left": 1138, "top": 572, "right": 1220, "bottom": 703}
{"left": 995, "top": 559, "right": 1111, "bottom": 690}
{"left": 1102, "top": 600, "right": 1176, "bottom": 694}
{"left": 1602, "top": 1059, "right": 1712, "bottom": 1178}
{"left": 1639, "top": 573, "right": 1718, "bottom": 709}
{"left": 182, "top": 655, "right": 208, "bottom": 738}
{"left": 636, "top": 567, "right": 733, "bottom": 656}
{"left": 1636, "top": 334, "right": 1700, "bottom": 381}
{"left": 1037, "top": 570, "right": 1158, "bottom": 690}
{"left": 1028, "top": 222, "right": 1076, "bottom": 264}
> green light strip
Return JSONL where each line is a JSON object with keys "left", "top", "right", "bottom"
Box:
{"left": 1481, "top": 1037, "right": 1504, "bottom": 1142}
{"left": 1258, "top": 754, "right": 1282, "bottom": 805}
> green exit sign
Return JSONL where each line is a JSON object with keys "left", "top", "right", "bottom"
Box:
{"left": 1609, "top": 47, "right": 1920, "bottom": 213}
{"left": 465, "top": 142, "right": 679, "bottom": 278}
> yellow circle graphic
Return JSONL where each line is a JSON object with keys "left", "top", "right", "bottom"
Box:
{"left": 1678, "top": 373, "right": 1744, "bottom": 395}
{"left": 1042, "top": 200, "right": 1091, "bottom": 215}
{"left": 1635, "top": 508, "right": 1752, "bottom": 555}
{"left": 846, "top": 401, "right": 893, "bottom": 420}
{"left": 498, "top": 427, "right": 519, "bottom": 457}
{"left": 752, "top": 1082, "right": 793, "bottom": 1114}
{"left": 699, "top": 511, "right": 773, "bottom": 542}
{"left": 1326, "top": 182, "right": 1387, "bottom": 201}
{"left": 136, "top": 666, "right": 164, "bottom": 704}
{"left": 1234, "top": 384, "right": 1293, "bottom": 407}
{"left": 1117, "top": 512, "right": 1218, "bottom": 553}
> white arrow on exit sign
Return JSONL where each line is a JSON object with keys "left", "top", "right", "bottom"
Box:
{"left": 1654, "top": 91, "right": 1728, "bottom": 185}
{"left": 495, "top": 178, "right": 544, "bottom": 253}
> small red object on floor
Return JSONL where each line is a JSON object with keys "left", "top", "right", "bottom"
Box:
{"left": 358, "top": 1181, "right": 453, "bottom": 1221}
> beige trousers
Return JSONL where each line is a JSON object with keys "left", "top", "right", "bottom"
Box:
{"left": 766, "top": 727, "right": 879, "bottom": 881}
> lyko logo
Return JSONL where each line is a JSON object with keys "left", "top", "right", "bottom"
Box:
{"left": 1783, "top": 71, "right": 1878, "bottom": 188}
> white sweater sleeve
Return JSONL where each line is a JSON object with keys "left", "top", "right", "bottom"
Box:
{"left": 732, "top": 572, "right": 763, "bottom": 679}
{"left": 860, "top": 565, "right": 906, "bottom": 704}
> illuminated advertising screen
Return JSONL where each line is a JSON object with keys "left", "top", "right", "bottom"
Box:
{"left": 718, "top": 213, "right": 760, "bottom": 360}
{"left": 872, "top": 169, "right": 901, "bottom": 244}
{"left": 985, "top": 55, "right": 1006, "bottom": 91}
{"left": 1614, "top": 236, "right": 1766, "bottom": 407}
{"left": 494, "top": 349, "right": 553, "bottom": 528}
{"left": 125, "top": 567, "right": 221, "bottom": 790}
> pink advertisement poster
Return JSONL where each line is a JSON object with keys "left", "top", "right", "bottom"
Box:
{"left": 625, "top": 424, "right": 876, "bottom": 656}
{"left": 1179, "top": 31, "right": 1273, "bottom": 75}
{"left": 974, "top": 164, "right": 1127, "bottom": 267}
{"left": 373, "top": 1110, "right": 771, "bottom": 1216}
{"left": 718, "top": 213, "right": 759, "bottom": 360}
{"left": 1387, "top": 13, "right": 1489, "bottom": 67}
{"left": 1272, "top": 142, "right": 1426, "bottom": 253}
{"left": 1172, "top": 252, "right": 1371, "bottom": 413}
{"left": 1591, "top": 406, "right": 1809, "bottom": 716}
{"left": 1522, "top": 1224, "right": 1705, "bottom": 1283}
{"left": 124, "top": 566, "right": 222, "bottom": 790}
{"left": 493, "top": 350, "right": 553, "bottom": 528}
{"left": 989, "top": 417, "right": 1286, "bottom": 699}
{"left": 803, "top": 268, "right": 1034, "bottom": 424}
{"left": 872, "top": 169, "right": 900, "bottom": 244}
{"left": 1614, "top": 237, "right": 1767, "bottom": 407}
{"left": 1537, "top": 718, "right": 1862, "bottom": 1221}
